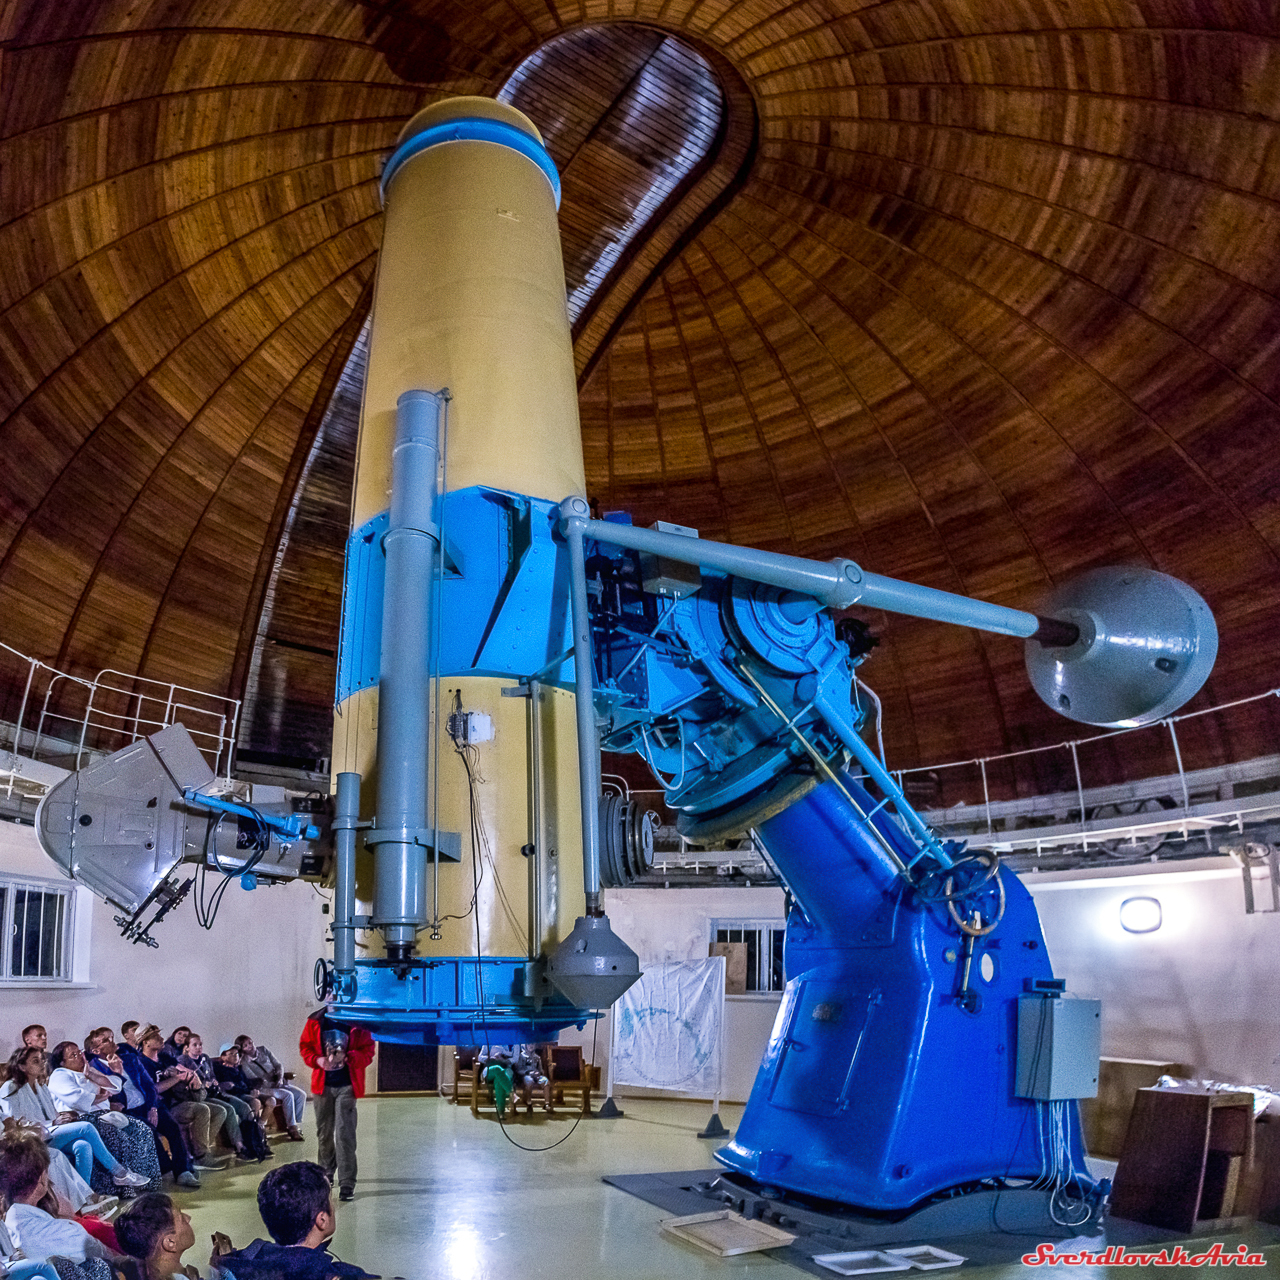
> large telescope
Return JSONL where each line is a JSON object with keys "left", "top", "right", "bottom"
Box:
{"left": 36, "top": 94, "right": 1219, "bottom": 1221}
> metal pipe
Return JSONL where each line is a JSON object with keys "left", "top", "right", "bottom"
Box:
{"left": 572, "top": 513, "right": 1078, "bottom": 644}
{"left": 429, "top": 394, "right": 450, "bottom": 939}
{"left": 561, "top": 497, "right": 604, "bottom": 915}
{"left": 370, "top": 389, "right": 444, "bottom": 960}
{"left": 528, "top": 679, "right": 544, "bottom": 951}
{"left": 809, "top": 682, "right": 955, "bottom": 870}
{"left": 856, "top": 570, "right": 1042, "bottom": 639}
{"left": 573, "top": 514, "right": 864, "bottom": 610}
{"left": 332, "top": 771, "right": 360, "bottom": 984}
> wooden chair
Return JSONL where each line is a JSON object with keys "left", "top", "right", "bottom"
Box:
{"left": 469, "top": 1058, "right": 501, "bottom": 1118}
{"left": 448, "top": 1046, "right": 480, "bottom": 1106}
{"left": 548, "top": 1045, "right": 596, "bottom": 1116}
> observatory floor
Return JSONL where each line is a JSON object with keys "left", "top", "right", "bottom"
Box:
{"left": 179, "top": 1096, "right": 1280, "bottom": 1278}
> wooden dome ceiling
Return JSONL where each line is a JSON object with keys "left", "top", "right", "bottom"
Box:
{"left": 1, "top": 1, "right": 1278, "bottom": 795}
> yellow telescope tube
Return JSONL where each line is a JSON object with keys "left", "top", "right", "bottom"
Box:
{"left": 334, "top": 97, "right": 586, "bottom": 961}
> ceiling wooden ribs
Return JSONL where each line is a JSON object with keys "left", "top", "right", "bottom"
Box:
{"left": 0, "top": 0, "right": 1276, "bottom": 799}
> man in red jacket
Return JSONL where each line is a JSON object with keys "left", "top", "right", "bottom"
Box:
{"left": 298, "top": 1006, "right": 375, "bottom": 1202}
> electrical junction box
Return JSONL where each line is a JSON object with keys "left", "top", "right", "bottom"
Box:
{"left": 1015, "top": 995, "right": 1101, "bottom": 1100}
{"left": 640, "top": 520, "right": 702, "bottom": 600}
{"left": 447, "top": 711, "right": 493, "bottom": 745}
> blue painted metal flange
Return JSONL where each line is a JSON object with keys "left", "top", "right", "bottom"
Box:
{"left": 380, "top": 117, "right": 562, "bottom": 208}
{"left": 329, "top": 956, "right": 599, "bottom": 1046}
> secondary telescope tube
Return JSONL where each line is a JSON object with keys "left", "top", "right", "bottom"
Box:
{"left": 368, "top": 390, "right": 442, "bottom": 960}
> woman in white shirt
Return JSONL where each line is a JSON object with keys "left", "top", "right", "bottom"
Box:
{"left": 45, "top": 1043, "right": 160, "bottom": 1196}
{"left": 2, "top": 1048, "right": 147, "bottom": 1190}
{"left": 0, "top": 1138, "right": 115, "bottom": 1267}
{"left": 46, "top": 1043, "right": 115, "bottom": 1116}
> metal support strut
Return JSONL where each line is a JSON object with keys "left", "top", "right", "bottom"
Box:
{"left": 331, "top": 770, "right": 360, "bottom": 998}
{"left": 561, "top": 496, "right": 603, "bottom": 915}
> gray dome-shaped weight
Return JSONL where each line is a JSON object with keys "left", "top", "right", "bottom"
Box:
{"left": 545, "top": 914, "right": 642, "bottom": 1009}
{"left": 1025, "top": 567, "right": 1218, "bottom": 727}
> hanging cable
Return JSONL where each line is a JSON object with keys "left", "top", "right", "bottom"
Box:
{"left": 447, "top": 692, "right": 597, "bottom": 1155}
{"left": 192, "top": 803, "right": 272, "bottom": 930}
{"left": 491, "top": 1014, "right": 598, "bottom": 1154}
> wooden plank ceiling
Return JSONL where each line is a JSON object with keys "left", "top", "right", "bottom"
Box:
{"left": 0, "top": 0, "right": 1277, "bottom": 795}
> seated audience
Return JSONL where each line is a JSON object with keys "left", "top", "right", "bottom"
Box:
{"left": 107, "top": 1024, "right": 208, "bottom": 1182}
{"left": 127, "top": 1030, "right": 224, "bottom": 1179}
{"left": 2, "top": 1118, "right": 111, "bottom": 1221}
{"left": 210, "top": 1163, "right": 376, "bottom": 1280}
{"left": 46, "top": 1046, "right": 161, "bottom": 1196}
{"left": 0, "top": 1134, "right": 117, "bottom": 1267}
{"left": 112, "top": 1194, "right": 198, "bottom": 1280}
{"left": 234, "top": 1040, "right": 304, "bottom": 1142}
{"left": 210, "top": 1051, "right": 262, "bottom": 1120}
{"left": 0, "top": 1211, "right": 60, "bottom": 1280}
{"left": 178, "top": 1041, "right": 269, "bottom": 1164}
{"left": 1, "top": 1050, "right": 148, "bottom": 1190}
{"left": 139, "top": 1033, "right": 233, "bottom": 1167}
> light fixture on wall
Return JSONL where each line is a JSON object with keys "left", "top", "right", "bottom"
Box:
{"left": 1119, "top": 896, "right": 1162, "bottom": 933}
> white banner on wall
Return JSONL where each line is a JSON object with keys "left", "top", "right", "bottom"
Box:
{"left": 611, "top": 957, "right": 725, "bottom": 1097}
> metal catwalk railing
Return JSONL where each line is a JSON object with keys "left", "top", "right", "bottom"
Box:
{"left": 0, "top": 641, "right": 240, "bottom": 796}
{"left": 895, "top": 685, "right": 1280, "bottom": 856}
{"left": 608, "top": 687, "right": 1280, "bottom": 868}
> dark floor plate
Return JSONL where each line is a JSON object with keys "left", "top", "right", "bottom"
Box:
{"left": 603, "top": 1169, "right": 1231, "bottom": 1274}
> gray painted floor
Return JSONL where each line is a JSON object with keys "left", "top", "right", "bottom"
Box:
{"left": 176, "top": 1096, "right": 1280, "bottom": 1278}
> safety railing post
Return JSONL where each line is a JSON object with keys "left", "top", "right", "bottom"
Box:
{"left": 33, "top": 676, "right": 59, "bottom": 762}
{"left": 10, "top": 656, "right": 36, "bottom": 768}
{"left": 979, "top": 759, "right": 992, "bottom": 835}
{"left": 128, "top": 686, "right": 143, "bottom": 745}
{"left": 1164, "top": 718, "right": 1193, "bottom": 843}
{"left": 75, "top": 674, "right": 99, "bottom": 770}
{"left": 1069, "top": 741, "right": 1087, "bottom": 847}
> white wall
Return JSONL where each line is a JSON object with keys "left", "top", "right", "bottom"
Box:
{"left": 1025, "top": 859, "right": 1280, "bottom": 1086}
{"left": 558, "top": 885, "right": 786, "bottom": 1103}
{"left": 0, "top": 815, "right": 329, "bottom": 1076}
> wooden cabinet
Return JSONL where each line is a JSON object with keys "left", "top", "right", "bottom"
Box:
{"left": 1111, "top": 1088, "right": 1255, "bottom": 1232}
{"left": 1079, "top": 1058, "right": 1191, "bottom": 1158}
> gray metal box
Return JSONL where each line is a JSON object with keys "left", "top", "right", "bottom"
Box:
{"left": 640, "top": 520, "right": 702, "bottom": 599}
{"left": 1015, "top": 996, "right": 1101, "bottom": 1100}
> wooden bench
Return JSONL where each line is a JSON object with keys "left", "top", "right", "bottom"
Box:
{"left": 469, "top": 1046, "right": 555, "bottom": 1118}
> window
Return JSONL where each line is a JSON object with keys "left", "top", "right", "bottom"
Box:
{"left": 0, "top": 875, "right": 75, "bottom": 982}
{"left": 711, "top": 919, "right": 786, "bottom": 993}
